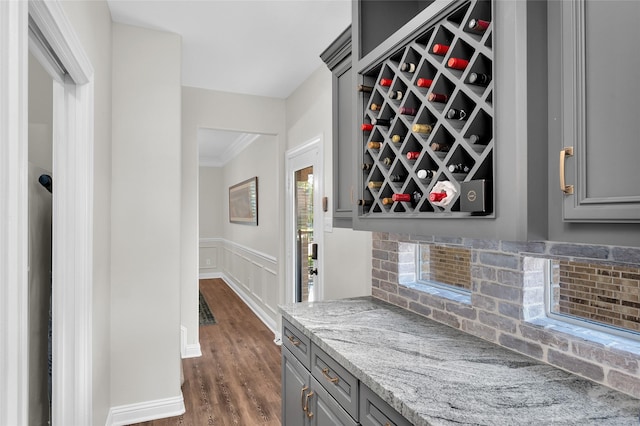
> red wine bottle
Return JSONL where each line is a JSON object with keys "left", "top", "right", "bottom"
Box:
{"left": 416, "top": 78, "right": 432, "bottom": 88}
{"left": 380, "top": 78, "right": 393, "bottom": 86}
{"left": 468, "top": 18, "right": 490, "bottom": 32}
{"left": 406, "top": 151, "right": 420, "bottom": 160}
{"left": 432, "top": 44, "right": 450, "bottom": 55}
{"left": 362, "top": 123, "right": 374, "bottom": 131}
{"left": 428, "top": 93, "right": 448, "bottom": 103}
{"left": 392, "top": 191, "right": 422, "bottom": 205}
{"left": 429, "top": 191, "right": 447, "bottom": 202}
{"left": 447, "top": 57, "right": 469, "bottom": 70}
{"left": 399, "top": 106, "right": 417, "bottom": 116}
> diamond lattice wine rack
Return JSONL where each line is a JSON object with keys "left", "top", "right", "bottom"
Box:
{"left": 358, "top": 0, "right": 494, "bottom": 218}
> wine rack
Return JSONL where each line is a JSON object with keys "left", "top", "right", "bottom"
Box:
{"left": 358, "top": 0, "right": 493, "bottom": 218}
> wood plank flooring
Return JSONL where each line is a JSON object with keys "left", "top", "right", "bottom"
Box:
{"left": 131, "top": 278, "right": 282, "bottom": 426}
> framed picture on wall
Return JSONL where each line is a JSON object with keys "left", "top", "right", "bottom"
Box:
{"left": 229, "top": 176, "right": 258, "bottom": 225}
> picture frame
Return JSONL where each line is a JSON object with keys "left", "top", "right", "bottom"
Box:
{"left": 229, "top": 176, "right": 258, "bottom": 225}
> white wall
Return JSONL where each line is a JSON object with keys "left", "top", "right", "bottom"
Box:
{"left": 58, "top": 1, "right": 113, "bottom": 423}
{"left": 182, "top": 87, "right": 286, "bottom": 349}
{"left": 198, "top": 167, "right": 223, "bottom": 238}
{"left": 111, "top": 22, "right": 183, "bottom": 414}
{"left": 285, "top": 66, "right": 372, "bottom": 300}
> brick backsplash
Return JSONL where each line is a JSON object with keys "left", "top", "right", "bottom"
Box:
{"left": 371, "top": 232, "right": 640, "bottom": 399}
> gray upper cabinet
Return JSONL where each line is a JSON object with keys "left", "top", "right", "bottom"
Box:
{"left": 321, "top": 26, "right": 354, "bottom": 229}
{"left": 555, "top": 0, "right": 640, "bottom": 222}
{"left": 547, "top": 0, "right": 640, "bottom": 246}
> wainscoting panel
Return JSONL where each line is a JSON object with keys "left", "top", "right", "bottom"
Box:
{"left": 199, "top": 238, "right": 279, "bottom": 334}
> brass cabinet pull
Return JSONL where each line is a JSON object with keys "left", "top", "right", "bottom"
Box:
{"left": 304, "top": 390, "right": 315, "bottom": 418}
{"left": 288, "top": 334, "right": 300, "bottom": 346}
{"left": 321, "top": 367, "right": 339, "bottom": 384}
{"left": 300, "top": 385, "right": 309, "bottom": 412}
{"left": 559, "top": 147, "right": 574, "bottom": 194}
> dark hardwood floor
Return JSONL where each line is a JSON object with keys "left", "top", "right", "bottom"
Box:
{"left": 131, "top": 278, "right": 282, "bottom": 426}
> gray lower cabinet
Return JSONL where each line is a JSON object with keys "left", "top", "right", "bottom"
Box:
{"left": 282, "top": 320, "right": 408, "bottom": 425}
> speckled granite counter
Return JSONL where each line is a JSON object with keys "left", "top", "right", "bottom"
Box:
{"left": 280, "top": 297, "right": 640, "bottom": 426}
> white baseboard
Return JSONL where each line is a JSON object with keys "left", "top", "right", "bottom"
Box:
{"left": 180, "top": 325, "right": 201, "bottom": 359}
{"left": 105, "top": 394, "right": 185, "bottom": 426}
{"left": 199, "top": 271, "right": 222, "bottom": 279}
{"left": 220, "top": 274, "right": 277, "bottom": 336}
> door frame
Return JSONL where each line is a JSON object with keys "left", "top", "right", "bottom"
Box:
{"left": 0, "top": 1, "right": 94, "bottom": 424}
{"left": 284, "top": 135, "right": 324, "bottom": 304}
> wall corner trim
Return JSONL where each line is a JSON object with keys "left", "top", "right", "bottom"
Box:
{"left": 180, "top": 325, "right": 202, "bottom": 359}
{"left": 105, "top": 395, "right": 185, "bottom": 426}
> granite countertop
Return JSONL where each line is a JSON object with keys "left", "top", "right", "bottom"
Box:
{"left": 280, "top": 297, "right": 640, "bottom": 426}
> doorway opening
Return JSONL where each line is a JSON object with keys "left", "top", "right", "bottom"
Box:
{"left": 294, "top": 166, "right": 314, "bottom": 302}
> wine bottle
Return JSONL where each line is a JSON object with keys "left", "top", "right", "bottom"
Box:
{"left": 388, "top": 90, "right": 403, "bottom": 100}
{"left": 370, "top": 103, "right": 382, "bottom": 111}
{"left": 406, "top": 151, "right": 420, "bottom": 160}
{"left": 392, "top": 191, "right": 422, "bottom": 205}
{"left": 469, "top": 134, "right": 486, "bottom": 145}
{"left": 469, "top": 72, "right": 491, "bottom": 86}
{"left": 416, "top": 169, "right": 436, "bottom": 180}
{"left": 399, "top": 106, "right": 417, "bottom": 116}
{"left": 389, "top": 174, "right": 405, "bottom": 182}
{"left": 446, "top": 108, "right": 468, "bottom": 120}
{"left": 380, "top": 78, "right": 393, "bottom": 87}
{"left": 412, "top": 123, "right": 433, "bottom": 134}
{"left": 367, "top": 181, "right": 383, "bottom": 189}
{"left": 432, "top": 43, "right": 450, "bottom": 55}
{"left": 400, "top": 62, "right": 416, "bottom": 73}
{"left": 357, "top": 84, "right": 373, "bottom": 93}
{"left": 382, "top": 157, "right": 393, "bottom": 167}
{"left": 391, "top": 134, "right": 403, "bottom": 144}
{"left": 361, "top": 163, "right": 373, "bottom": 171}
{"left": 447, "top": 57, "right": 469, "bottom": 70}
{"left": 357, "top": 199, "right": 372, "bottom": 206}
{"left": 416, "top": 78, "right": 432, "bottom": 88}
{"left": 429, "top": 191, "right": 447, "bottom": 202}
{"left": 362, "top": 123, "right": 374, "bottom": 131}
{"left": 428, "top": 93, "right": 448, "bottom": 103}
{"left": 448, "top": 163, "right": 470, "bottom": 173}
{"left": 468, "top": 18, "right": 490, "bottom": 32}
{"left": 367, "top": 141, "right": 382, "bottom": 150}
{"left": 371, "top": 117, "right": 391, "bottom": 127}
{"left": 381, "top": 197, "right": 394, "bottom": 205}
{"left": 430, "top": 142, "right": 450, "bottom": 152}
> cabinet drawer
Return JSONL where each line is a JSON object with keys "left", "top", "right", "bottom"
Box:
{"left": 360, "top": 383, "right": 411, "bottom": 426}
{"left": 282, "top": 319, "right": 311, "bottom": 370}
{"left": 311, "top": 344, "right": 359, "bottom": 420}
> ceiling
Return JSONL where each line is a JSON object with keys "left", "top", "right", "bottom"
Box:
{"left": 107, "top": 0, "right": 351, "bottom": 166}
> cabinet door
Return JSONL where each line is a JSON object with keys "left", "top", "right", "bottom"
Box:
{"left": 333, "top": 57, "right": 354, "bottom": 228}
{"left": 557, "top": 0, "right": 640, "bottom": 222}
{"left": 308, "top": 376, "right": 358, "bottom": 426}
{"left": 282, "top": 348, "right": 311, "bottom": 426}
{"left": 360, "top": 383, "right": 412, "bottom": 426}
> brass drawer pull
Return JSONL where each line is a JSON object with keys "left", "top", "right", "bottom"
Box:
{"left": 287, "top": 334, "right": 301, "bottom": 346}
{"left": 304, "top": 390, "right": 315, "bottom": 418}
{"left": 300, "top": 385, "right": 309, "bottom": 411}
{"left": 559, "top": 146, "right": 574, "bottom": 194}
{"left": 322, "top": 367, "right": 339, "bottom": 384}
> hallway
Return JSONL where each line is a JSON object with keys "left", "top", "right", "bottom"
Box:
{"left": 132, "top": 278, "right": 282, "bottom": 425}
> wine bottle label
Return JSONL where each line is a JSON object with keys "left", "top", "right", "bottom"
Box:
{"left": 368, "top": 181, "right": 383, "bottom": 189}
{"left": 406, "top": 151, "right": 420, "bottom": 160}
{"left": 446, "top": 108, "right": 467, "bottom": 120}
{"left": 370, "top": 103, "right": 382, "bottom": 111}
{"left": 416, "top": 78, "right": 432, "bottom": 88}
{"left": 416, "top": 169, "right": 435, "bottom": 179}
{"left": 432, "top": 44, "right": 450, "bottom": 55}
{"left": 412, "top": 123, "right": 433, "bottom": 134}
{"left": 430, "top": 142, "right": 449, "bottom": 152}
{"left": 388, "top": 91, "right": 403, "bottom": 100}
{"left": 362, "top": 123, "right": 374, "bottom": 131}
{"left": 391, "top": 134, "right": 402, "bottom": 143}
{"left": 382, "top": 197, "right": 394, "bottom": 205}
{"left": 428, "top": 93, "right": 448, "bottom": 103}
{"left": 400, "top": 62, "right": 416, "bottom": 73}
{"left": 399, "top": 107, "right": 417, "bottom": 116}
{"left": 367, "top": 141, "right": 381, "bottom": 149}
{"left": 392, "top": 193, "right": 411, "bottom": 202}
{"left": 469, "top": 72, "right": 491, "bottom": 85}
{"left": 380, "top": 78, "right": 393, "bottom": 86}
{"left": 468, "top": 18, "right": 490, "bottom": 32}
{"left": 447, "top": 57, "right": 469, "bottom": 70}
